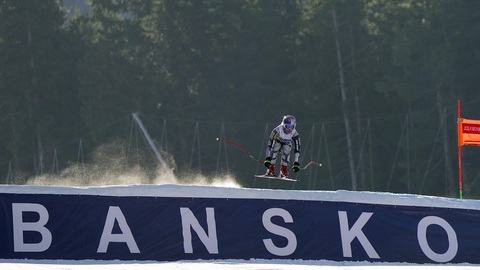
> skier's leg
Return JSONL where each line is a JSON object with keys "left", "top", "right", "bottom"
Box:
{"left": 280, "top": 144, "right": 292, "bottom": 166}
{"left": 270, "top": 142, "right": 282, "bottom": 165}
{"left": 280, "top": 144, "right": 292, "bottom": 177}
{"left": 266, "top": 142, "right": 282, "bottom": 176}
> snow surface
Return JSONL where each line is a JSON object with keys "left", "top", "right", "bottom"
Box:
{"left": 2, "top": 183, "right": 480, "bottom": 269}
{"left": 1, "top": 258, "right": 480, "bottom": 270}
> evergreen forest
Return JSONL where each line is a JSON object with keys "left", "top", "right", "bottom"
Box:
{"left": 2, "top": 0, "right": 480, "bottom": 198}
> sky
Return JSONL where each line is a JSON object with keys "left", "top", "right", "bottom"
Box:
{"left": 2, "top": 177, "right": 480, "bottom": 269}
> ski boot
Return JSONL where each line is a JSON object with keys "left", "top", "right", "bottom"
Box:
{"left": 265, "top": 165, "right": 276, "bottom": 176}
{"left": 280, "top": 165, "right": 289, "bottom": 178}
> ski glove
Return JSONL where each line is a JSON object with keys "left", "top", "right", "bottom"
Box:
{"left": 264, "top": 157, "right": 272, "bottom": 168}
{"left": 292, "top": 162, "right": 300, "bottom": 173}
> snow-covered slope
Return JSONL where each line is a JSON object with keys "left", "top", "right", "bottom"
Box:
{"left": 1, "top": 184, "right": 476, "bottom": 210}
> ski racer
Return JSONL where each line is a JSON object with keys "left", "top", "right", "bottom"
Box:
{"left": 264, "top": 115, "right": 301, "bottom": 178}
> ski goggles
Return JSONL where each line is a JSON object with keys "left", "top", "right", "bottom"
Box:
{"left": 284, "top": 124, "right": 295, "bottom": 130}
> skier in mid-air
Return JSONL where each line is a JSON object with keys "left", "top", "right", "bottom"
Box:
{"left": 264, "top": 115, "right": 301, "bottom": 178}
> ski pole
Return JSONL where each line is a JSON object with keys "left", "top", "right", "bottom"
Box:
{"left": 216, "top": 138, "right": 264, "bottom": 165}
{"left": 216, "top": 138, "right": 323, "bottom": 170}
{"left": 300, "top": 161, "right": 323, "bottom": 170}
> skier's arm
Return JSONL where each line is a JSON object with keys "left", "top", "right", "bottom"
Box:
{"left": 264, "top": 129, "right": 279, "bottom": 168}
{"left": 265, "top": 129, "right": 279, "bottom": 158}
{"left": 292, "top": 135, "right": 300, "bottom": 163}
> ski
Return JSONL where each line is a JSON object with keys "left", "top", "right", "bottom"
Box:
{"left": 254, "top": 175, "right": 300, "bottom": 182}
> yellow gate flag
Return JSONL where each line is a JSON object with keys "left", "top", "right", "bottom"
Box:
{"left": 458, "top": 118, "right": 480, "bottom": 146}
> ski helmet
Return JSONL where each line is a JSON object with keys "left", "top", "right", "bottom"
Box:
{"left": 282, "top": 115, "right": 296, "bottom": 133}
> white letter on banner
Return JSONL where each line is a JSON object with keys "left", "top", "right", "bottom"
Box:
{"left": 12, "top": 203, "right": 52, "bottom": 252}
{"left": 417, "top": 216, "right": 458, "bottom": 263}
{"left": 262, "top": 208, "right": 297, "bottom": 256}
{"left": 338, "top": 211, "right": 379, "bottom": 259}
{"left": 97, "top": 206, "right": 140, "bottom": 253}
{"left": 180, "top": 207, "right": 218, "bottom": 254}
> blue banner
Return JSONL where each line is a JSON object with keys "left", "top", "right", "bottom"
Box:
{"left": 0, "top": 188, "right": 479, "bottom": 263}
